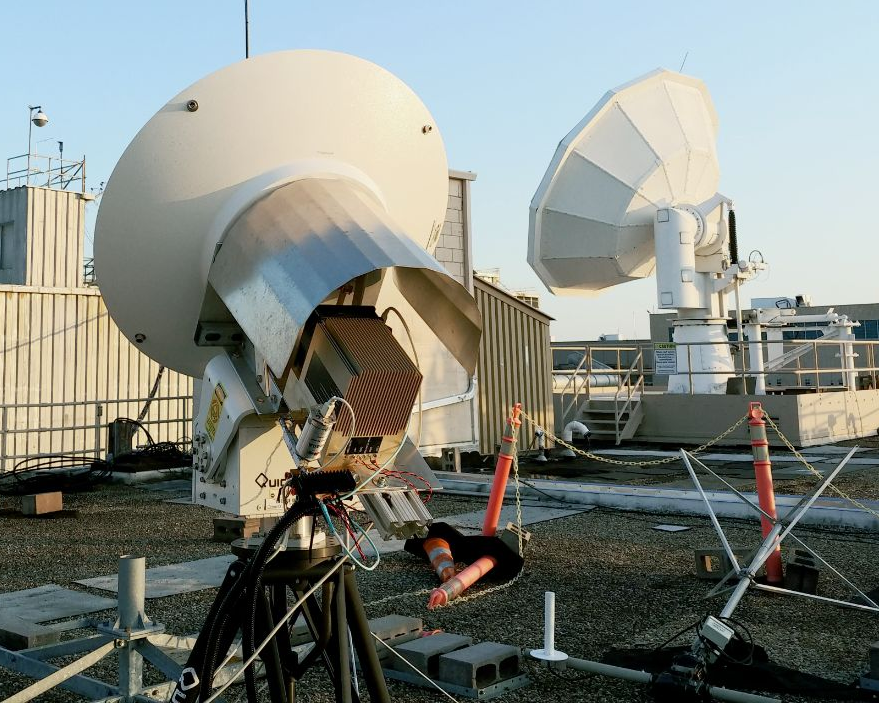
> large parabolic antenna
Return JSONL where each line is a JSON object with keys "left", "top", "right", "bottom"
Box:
{"left": 529, "top": 69, "right": 722, "bottom": 295}
{"left": 529, "top": 69, "right": 765, "bottom": 393}
{"left": 96, "top": 50, "right": 479, "bottom": 379}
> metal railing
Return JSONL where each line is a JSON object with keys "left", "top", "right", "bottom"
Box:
{"left": 553, "top": 345, "right": 650, "bottom": 441}
{"left": 0, "top": 394, "right": 192, "bottom": 472}
{"left": 614, "top": 350, "right": 644, "bottom": 444}
{"left": 3, "top": 152, "right": 86, "bottom": 192}
{"left": 552, "top": 339, "right": 879, "bottom": 435}
{"left": 668, "top": 338, "right": 879, "bottom": 394}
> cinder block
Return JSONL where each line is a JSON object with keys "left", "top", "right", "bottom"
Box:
{"left": 0, "top": 615, "right": 60, "bottom": 650}
{"left": 390, "top": 632, "right": 472, "bottom": 677}
{"left": 694, "top": 547, "right": 752, "bottom": 580}
{"left": 212, "top": 515, "right": 260, "bottom": 543}
{"left": 438, "top": 642, "right": 522, "bottom": 689}
{"left": 448, "top": 179, "right": 462, "bottom": 197}
{"left": 369, "top": 614, "right": 423, "bottom": 645}
{"left": 369, "top": 614, "right": 423, "bottom": 662}
{"left": 21, "top": 492, "right": 63, "bottom": 516}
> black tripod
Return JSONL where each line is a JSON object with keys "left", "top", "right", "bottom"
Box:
{"left": 170, "top": 494, "right": 391, "bottom": 703}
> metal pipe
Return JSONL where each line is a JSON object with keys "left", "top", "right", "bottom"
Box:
{"left": 559, "top": 657, "right": 780, "bottom": 703}
{"left": 746, "top": 403, "right": 783, "bottom": 584}
{"left": 680, "top": 451, "right": 741, "bottom": 573}
{"left": 1, "top": 640, "right": 118, "bottom": 703}
{"left": 117, "top": 556, "right": 147, "bottom": 629}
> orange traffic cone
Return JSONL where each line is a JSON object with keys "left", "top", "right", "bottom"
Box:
{"left": 424, "top": 536, "right": 456, "bottom": 582}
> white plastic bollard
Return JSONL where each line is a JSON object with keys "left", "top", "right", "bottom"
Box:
{"left": 529, "top": 591, "right": 568, "bottom": 662}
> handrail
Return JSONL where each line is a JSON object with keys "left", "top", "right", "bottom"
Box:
{"left": 614, "top": 350, "right": 644, "bottom": 444}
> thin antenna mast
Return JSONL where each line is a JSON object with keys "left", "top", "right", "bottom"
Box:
{"left": 244, "top": 0, "right": 250, "bottom": 58}
{"left": 679, "top": 51, "right": 689, "bottom": 72}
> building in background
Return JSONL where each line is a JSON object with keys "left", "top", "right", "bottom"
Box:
{"left": 0, "top": 180, "right": 193, "bottom": 471}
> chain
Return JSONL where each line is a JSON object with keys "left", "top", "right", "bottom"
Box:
{"left": 365, "top": 410, "right": 527, "bottom": 610}
{"left": 762, "top": 413, "right": 879, "bottom": 523}
{"left": 518, "top": 409, "right": 749, "bottom": 466}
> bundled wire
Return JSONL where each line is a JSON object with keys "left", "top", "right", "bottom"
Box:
{"left": 0, "top": 454, "right": 111, "bottom": 496}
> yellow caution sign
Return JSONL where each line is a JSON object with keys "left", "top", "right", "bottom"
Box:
{"left": 204, "top": 383, "right": 227, "bottom": 441}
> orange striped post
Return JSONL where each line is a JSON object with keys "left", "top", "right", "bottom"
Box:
{"left": 424, "top": 536, "right": 456, "bottom": 582}
{"left": 482, "top": 403, "right": 522, "bottom": 537}
{"left": 748, "top": 402, "right": 784, "bottom": 584}
{"left": 427, "top": 556, "right": 498, "bottom": 609}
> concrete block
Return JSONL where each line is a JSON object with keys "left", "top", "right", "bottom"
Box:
{"left": 438, "top": 642, "right": 521, "bottom": 689}
{"left": 369, "top": 614, "right": 423, "bottom": 661}
{"left": 434, "top": 246, "right": 452, "bottom": 263}
{"left": 870, "top": 641, "right": 879, "bottom": 679}
{"left": 452, "top": 249, "right": 464, "bottom": 263}
{"left": 21, "top": 492, "right": 63, "bottom": 515}
{"left": 212, "top": 515, "right": 260, "bottom": 543}
{"left": 694, "top": 547, "right": 752, "bottom": 580}
{"left": 451, "top": 223, "right": 464, "bottom": 237}
{"left": 445, "top": 208, "right": 461, "bottom": 224}
{"left": 390, "top": 632, "right": 472, "bottom": 677}
{"left": 0, "top": 614, "right": 60, "bottom": 650}
{"left": 448, "top": 179, "right": 462, "bottom": 197}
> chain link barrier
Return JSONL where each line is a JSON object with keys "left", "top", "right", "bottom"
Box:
{"left": 365, "top": 409, "right": 526, "bottom": 610}
{"left": 762, "top": 412, "right": 879, "bottom": 523}
{"left": 518, "top": 409, "right": 750, "bottom": 466}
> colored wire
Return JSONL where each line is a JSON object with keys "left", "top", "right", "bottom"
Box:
{"left": 319, "top": 501, "right": 381, "bottom": 571}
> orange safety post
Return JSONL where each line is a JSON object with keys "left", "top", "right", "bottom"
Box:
{"left": 428, "top": 556, "right": 498, "bottom": 609}
{"left": 748, "top": 402, "right": 784, "bottom": 584}
{"left": 424, "top": 536, "right": 456, "bottom": 582}
{"left": 482, "top": 403, "right": 522, "bottom": 537}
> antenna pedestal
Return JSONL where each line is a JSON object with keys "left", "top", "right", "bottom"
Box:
{"left": 669, "top": 318, "right": 735, "bottom": 394}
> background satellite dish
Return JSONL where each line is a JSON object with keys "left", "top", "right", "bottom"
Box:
{"left": 528, "top": 69, "right": 721, "bottom": 296}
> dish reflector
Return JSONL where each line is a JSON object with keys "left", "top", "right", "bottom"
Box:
{"left": 528, "top": 69, "right": 721, "bottom": 295}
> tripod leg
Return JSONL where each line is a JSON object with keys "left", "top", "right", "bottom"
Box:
{"left": 292, "top": 583, "right": 336, "bottom": 680}
{"left": 344, "top": 567, "right": 391, "bottom": 703}
{"left": 330, "top": 568, "right": 353, "bottom": 703}
{"left": 257, "top": 585, "right": 289, "bottom": 703}
{"left": 270, "top": 582, "right": 297, "bottom": 700}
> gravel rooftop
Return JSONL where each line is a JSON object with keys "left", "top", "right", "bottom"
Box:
{"left": 1, "top": 461, "right": 878, "bottom": 703}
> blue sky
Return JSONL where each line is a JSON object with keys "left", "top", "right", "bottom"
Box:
{"left": 3, "top": 1, "right": 877, "bottom": 340}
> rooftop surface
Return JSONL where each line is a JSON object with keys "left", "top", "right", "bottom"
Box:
{"left": 1, "top": 453, "right": 878, "bottom": 702}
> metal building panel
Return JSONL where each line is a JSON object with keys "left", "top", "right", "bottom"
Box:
{"left": 0, "top": 289, "right": 194, "bottom": 470}
{"left": 474, "top": 279, "right": 553, "bottom": 455}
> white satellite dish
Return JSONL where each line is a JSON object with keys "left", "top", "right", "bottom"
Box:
{"left": 529, "top": 69, "right": 765, "bottom": 393}
{"left": 95, "top": 50, "right": 479, "bottom": 378}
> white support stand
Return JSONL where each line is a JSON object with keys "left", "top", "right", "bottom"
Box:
{"left": 529, "top": 592, "right": 568, "bottom": 662}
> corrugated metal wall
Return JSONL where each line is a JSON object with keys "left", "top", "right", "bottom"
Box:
{"left": 0, "top": 287, "right": 193, "bottom": 470}
{"left": 475, "top": 278, "right": 554, "bottom": 455}
{"left": 26, "top": 187, "right": 86, "bottom": 288}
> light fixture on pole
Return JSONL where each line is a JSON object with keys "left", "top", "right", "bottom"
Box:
{"left": 27, "top": 105, "right": 49, "bottom": 185}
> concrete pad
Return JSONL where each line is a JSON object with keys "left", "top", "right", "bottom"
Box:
{"left": 0, "top": 585, "right": 116, "bottom": 623}
{"left": 77, "top": 555, "right": 235, "bottom": 598}
{"left": 0, "top": 614, "right": 60, "bottom": 650}
{"left": 141, "top": 479, "right": 190, "bottom": 493}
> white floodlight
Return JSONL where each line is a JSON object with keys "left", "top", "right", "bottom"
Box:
{"left": 31, "top": 110, "right": 49, "bottom": 127}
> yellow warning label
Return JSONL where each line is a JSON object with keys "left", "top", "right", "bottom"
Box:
{"left": 204, "top": 382, "right": 227, "bottom": 441}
